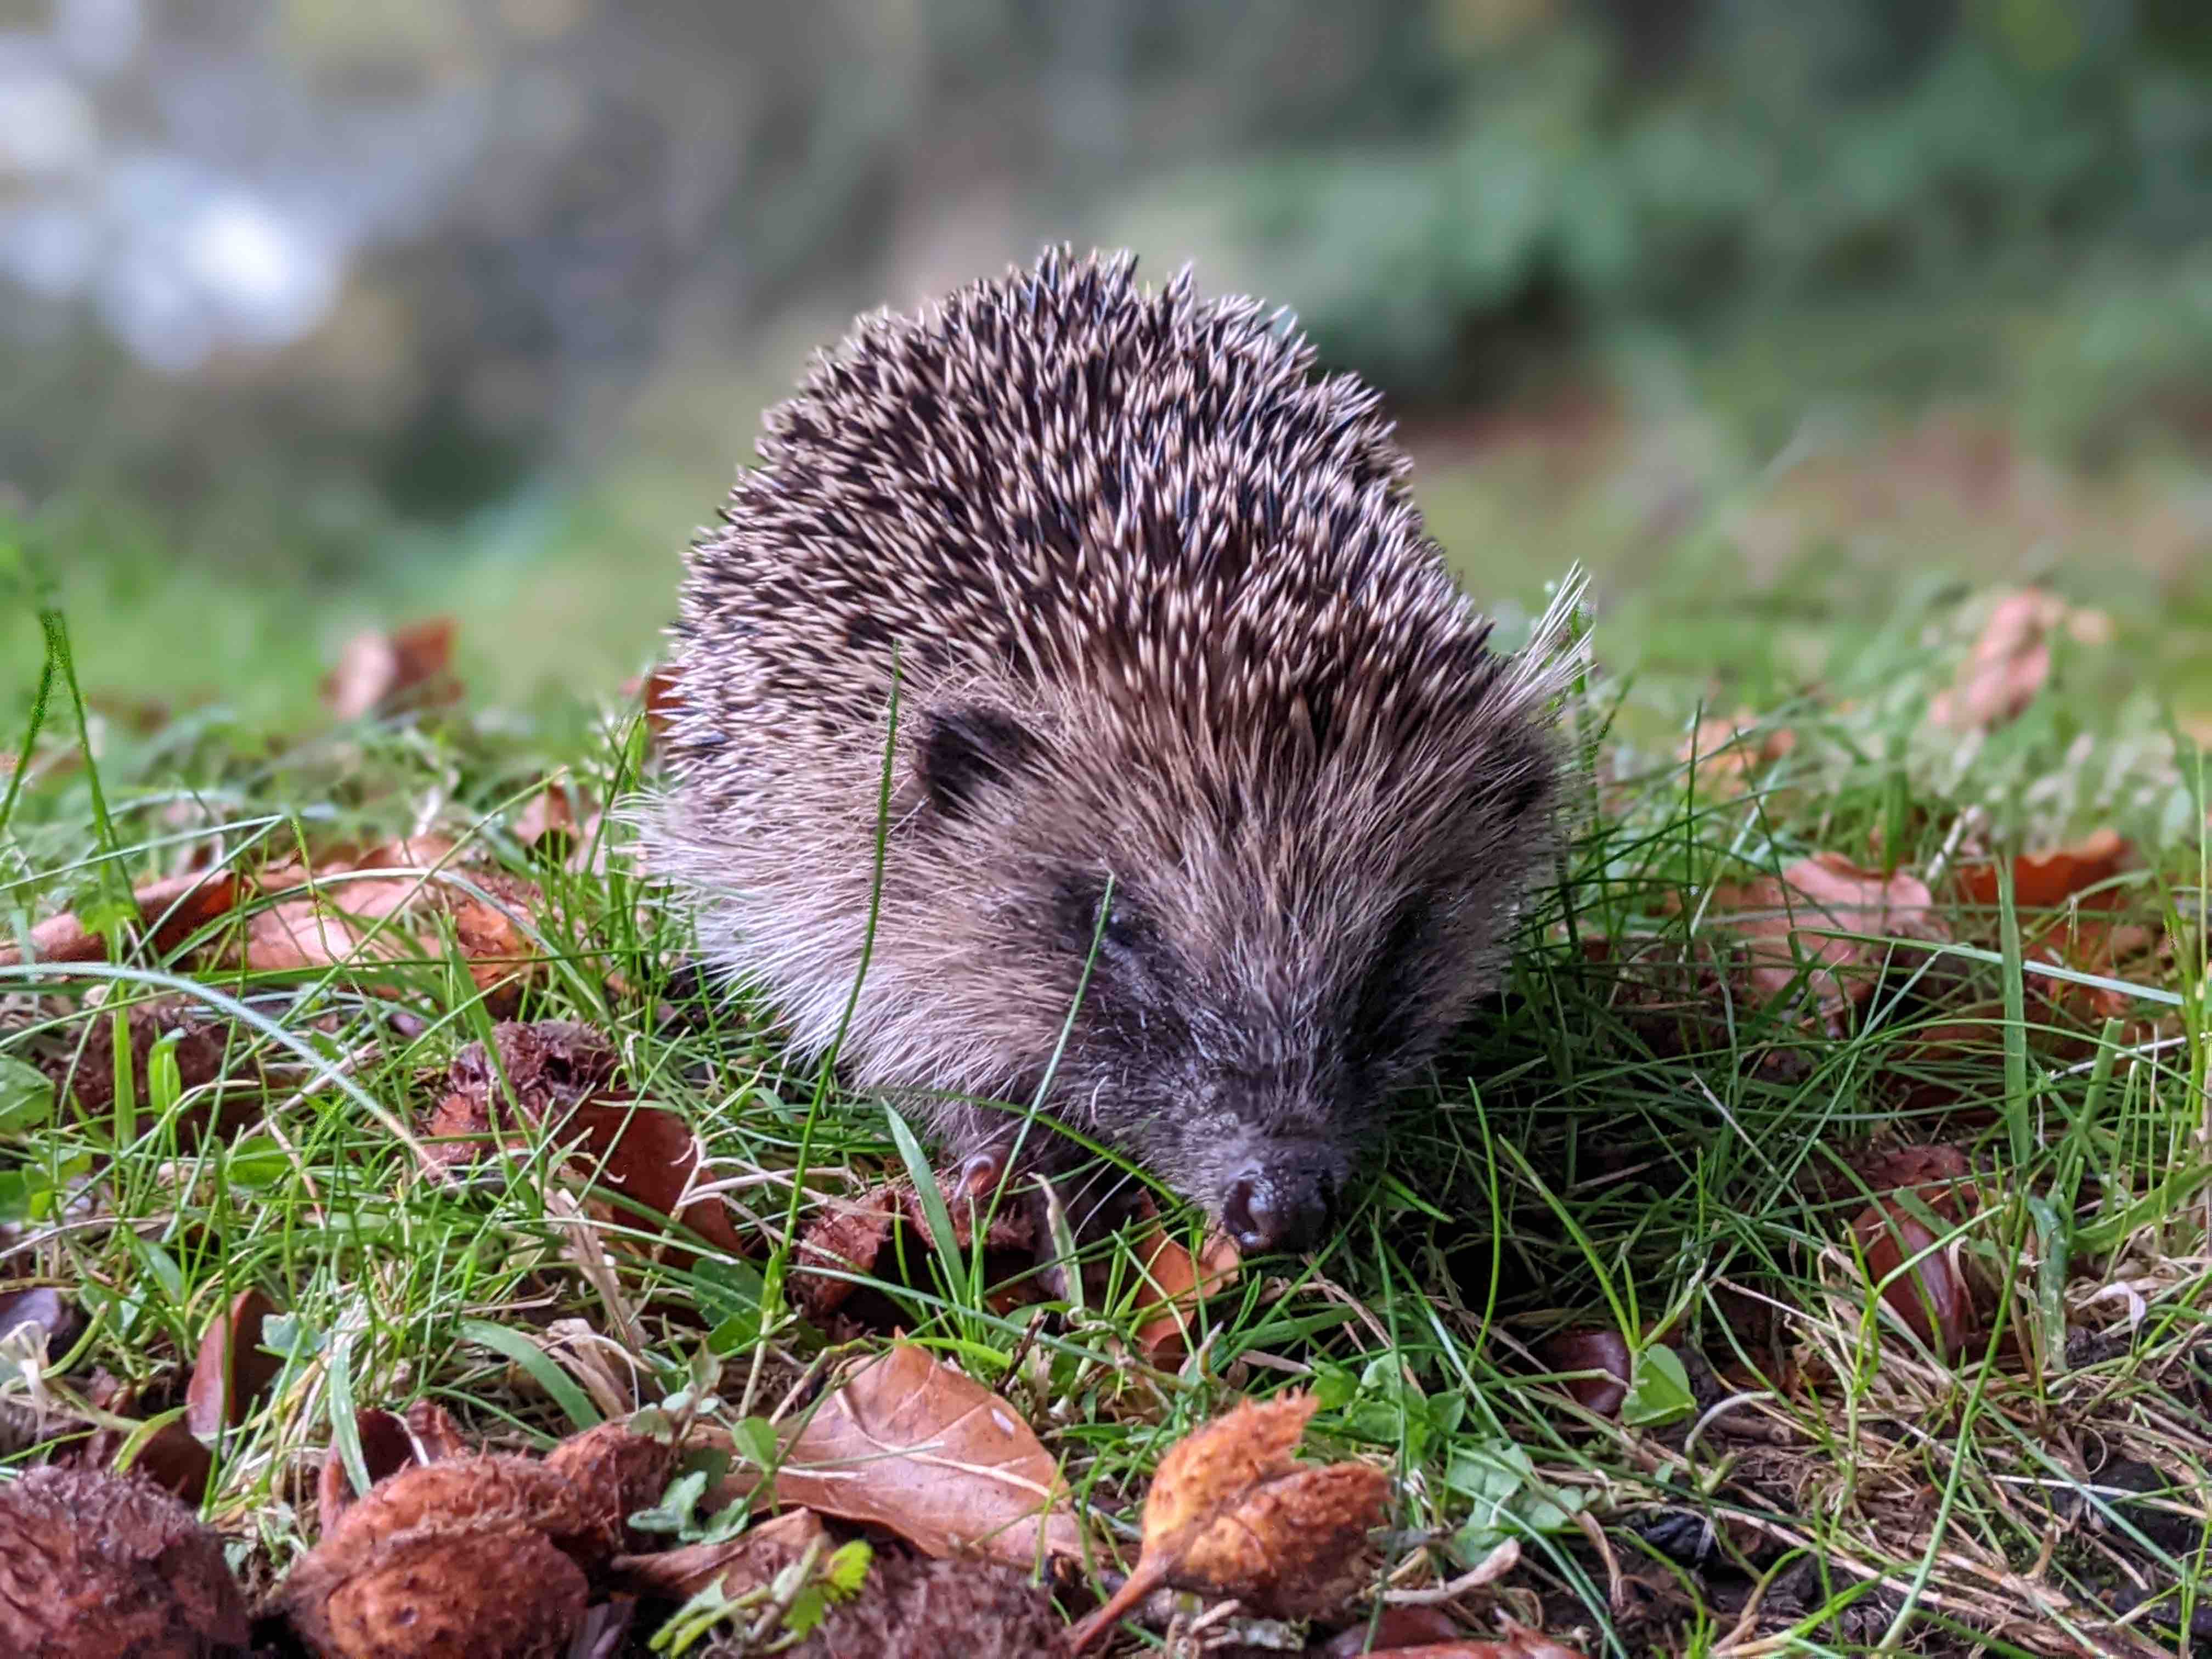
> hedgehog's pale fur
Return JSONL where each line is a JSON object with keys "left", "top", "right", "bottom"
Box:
{"left": 646, "top": 247, "right": 1586, "bottom": 1249}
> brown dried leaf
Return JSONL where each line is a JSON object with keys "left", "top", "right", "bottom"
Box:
{"left": 1707, "top": 853, "right": 1945, "bottom": 1017}
{"left": 1852, "top": 1193, "right": 1974, "bottom": 1359}
{"left": 1542, "top": 1329, "right": 1632, "bottom": 1417}
{"left": 511, "top": 782, "right": 580, "bottom": 849}
{"left": 424, "top": 1021, "right": 746, "bottom": 1262}
{"left": 318, "top": 1410, "right": 419, "bottom": 1538}
{"left": 1956, "top": 828, "right": 2131, "bottom": 911}
{"left": 612, "top": 1505, "right": 827, "bottom": 1603}
{"left": 762, "top": 1341, "right": 1086, "bottom": 1571}
{"left": 0, "top": 870, "right": 247, "bottom": 967}
{"left": 1314, "top": 1608, "right": 1467, "bottom": 1656}
{"left": 184, "top": 1286, "right": 283, "bottom": 1438}
{"left": 1066, "top": 1391, "right": 1390, "bottom": 1652}
{"left": 561, "top": 1096, "right": 749, "bottom": 1260}
{"left": 1929, "top": 588, "right": 2108, "bottom": 731}
{"left": 1679, "top": 712, "right": 1796, "bottom": 794}
{"left": 243, "top": 839, "right": 541, "bottom": 1002}
{"left": 1128, "top": 1201, "right": 1242, "bottom": 1368}
{"left": 78, "top": 1376, "right": 215, "bottom": 1504}
{"left": 0, "top": 1466, "right": 252, "bottom": 1658}
{"left": 1357, "top": 1633, "right": 1592, "bottom": 1659}
{"left": 323, "top": 618, "right": 462, "bottom": 722}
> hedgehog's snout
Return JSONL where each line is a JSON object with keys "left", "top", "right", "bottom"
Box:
{"left": 1220, "top": 1142, "right": 1338, "bottom": 1255}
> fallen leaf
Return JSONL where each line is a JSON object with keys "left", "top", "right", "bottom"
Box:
{"left": 1066, "top": 1391, "right": 1390, "bottom": 1653}
{"left": 77, "top": 1373, "right": 216, "bottom": 1503}
{"left": 184, "top": 1287, "right": 283, "bottom": 1437}
{"left": 757, "top": 1341, "right": 1086, "bottom": 1571}
{"left": 1956, "top": 829, "right": 2131, "bottom": 911}
{"left": 0, "top": 1287, "right": 80, "bottom": 1361}
{"left": 323, "top": 618, "right": 462, "bottom": 721}
{"left": 318, "top": 1409, "right": 419, "bottom": 1537}
{"left": 1315, "top": 1608, "right": 1467, "bottom": 1655}
{"left": 621, "top": 666, "right": 682, "bottom": 748}
{"left": 1852, "top": 1192, "right": 1974, "bottom": 1359}
{"left": 1956, "top": 832, "right": 2153, "bottom": 1023}
{"left": 0, "top": 871, "right": 246, "bottom": 967}
{"left": 511, "top": 782, "right": 581, "bottom": 849}
{"left": 561, "top": 1096, "right": 751, "bottom": 1260}
{"left": 1356, "top": 1633, "right": 1591, "bottom": 1659}
{"left": 1929, "top": 588, "right": 2108, "bottom": 731}
{"left": 427, "top": 1021, "right": 747, "bottom": 1262}
{"left": 1707, "top": 853, "right": 1946, "bottom": 1018}
{"left": 1678, "top": 712, "right": 1795, "bottom": 794}
{"left": 1541, "top": 1329, "right": 1632, "bottom": 1418}
{"left": 790, "top": 1167, "right": 1038, "bottom": 1321}
{"left": 0, "top": 1465, "right": 252, "bottom": 1658}
{"left": 1128, "top": 1200, "right": 1242, "bottom": 1368}
{"left": 243, "top": 839, "right": 541, "bottom": 1002}
{"left": 613, "top": 1506, "right": 827, "bottom": 1602}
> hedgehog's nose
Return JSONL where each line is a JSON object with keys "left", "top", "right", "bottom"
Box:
{"left": 1222, "top": 1162, "right": 1332, "bottom": 1254}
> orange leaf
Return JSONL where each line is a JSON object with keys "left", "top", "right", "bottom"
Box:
{"left": 1928, "top": 588, "right": 2107, "bottom": 731}
{"left": 1852, "top": 1193, "right": 1975, "bottom": 1359}
{"left": 612, "top": 1507, "right": 827, "bottom": 1604}
{"left": 241, "top": 839, "right": 541, "bottom": 1001}
{"left": 1, "top": 870, "right": 246, "bottom": 967}
{"left": 1707, "top": 852, "right": 1944, "bottom": 1016}
{"left": 426, "top": 1021, "right": 748, "bottom": 1263}
{"left": 1678, "top": 712, "right": 1795, "bottom": 794}
{"left": 1128, "top": 1199, "right": 1241, "bottom": 1368}
{"left": 1956, "top": 828, "right": 2130, "bottom": 911}
{"left": 322, "top": 618, "right": 462, "bottom": 721}
{"left": 185, "top": 1287, "right": 283, "bottom": 1438}
{"left": 764, "top": 1341, "right": 1086, "bottom": 1571}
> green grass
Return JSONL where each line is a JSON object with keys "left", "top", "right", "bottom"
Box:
{"left": 3, "top": 425, "right": 2210, "bottom": 1656}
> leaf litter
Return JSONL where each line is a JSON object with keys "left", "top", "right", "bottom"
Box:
{"left": 4, "top": 596, "right": 2208, "bottom": 1656}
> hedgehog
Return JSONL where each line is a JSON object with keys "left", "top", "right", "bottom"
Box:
{"left": 644, "top": 247, "right": 1584, "bottom": 1255}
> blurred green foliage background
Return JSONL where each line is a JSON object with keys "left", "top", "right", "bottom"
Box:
{"left": 3, "top": 0, "right": 2209, "bottom": 725}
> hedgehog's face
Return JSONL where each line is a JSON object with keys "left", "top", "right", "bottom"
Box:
{"left": 909, "top": 693, "right": 1557, "bottom": 1255}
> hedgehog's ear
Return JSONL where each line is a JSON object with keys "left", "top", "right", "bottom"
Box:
{"left": 917, "top": 705, "right": 1036, "bottom": 819}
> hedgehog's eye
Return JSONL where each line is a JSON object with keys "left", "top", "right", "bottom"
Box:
{"left": 1056, "top": 876, "right": 1146, "bottom": 963}
{"left": 1097, "top": 895, "right": 1142, "bottom": 953}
